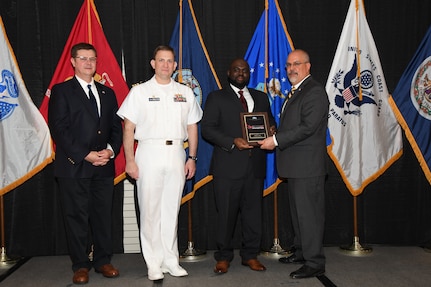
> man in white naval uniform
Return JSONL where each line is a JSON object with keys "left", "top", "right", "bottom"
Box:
{"left": 117, "top": 45, "right": 203, "bottom": 281}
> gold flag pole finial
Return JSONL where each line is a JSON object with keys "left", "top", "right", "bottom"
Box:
{"left": 178, "top": 0, "right": 183, "bottom": 84}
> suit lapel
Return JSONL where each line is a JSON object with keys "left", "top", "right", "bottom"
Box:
{"left": 249, "top": 90, "right": 257, "bottom": 112}
{"left": 280, "top": 88, "right": 300, "bottom": 120}
{"left": 280, "top": 77, "right": 312, "bottom": 120}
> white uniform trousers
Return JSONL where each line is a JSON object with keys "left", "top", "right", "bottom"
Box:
{"left": 135, "top": 141, "right": 185, "bottom": 270}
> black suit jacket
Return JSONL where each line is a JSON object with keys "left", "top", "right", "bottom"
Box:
{"left": 275, "top": 76, "right": 329, "bottom": 178}
{"left": 48, "top": 76, "right": 122, "bottom": 178}
{"left": 201, "top": 86, "right": 276, "bottom": 179}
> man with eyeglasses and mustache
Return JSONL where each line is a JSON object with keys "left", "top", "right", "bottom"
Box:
{"left": 48, "top": 42, "right": 122, "bottom": 284}
{"left": 259, "top": 49, "right": 329, "bottom": 279}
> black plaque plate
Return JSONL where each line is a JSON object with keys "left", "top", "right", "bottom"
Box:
{"left": 240, "top": 112, "right": 270, "bottom": 146}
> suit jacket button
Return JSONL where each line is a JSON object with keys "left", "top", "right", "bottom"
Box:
{"left": 98, "top": 130, "right": 102, "bottom": 134}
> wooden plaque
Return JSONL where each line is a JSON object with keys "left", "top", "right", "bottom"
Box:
{"left": 240, "top": 112, "right": 270, "bottom": 146}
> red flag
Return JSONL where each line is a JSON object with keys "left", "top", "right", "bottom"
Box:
{"left": 39, "top": 0, "right": 128, "bottom": 184}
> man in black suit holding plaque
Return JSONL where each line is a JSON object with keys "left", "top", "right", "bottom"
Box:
{"left": 201, "top": 58, "right": 276, "bottom": 274}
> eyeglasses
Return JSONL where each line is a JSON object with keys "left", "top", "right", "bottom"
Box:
{"left": 156, "top": 58, "right": 175, "bottom": 64}
{"left": 75, "top": 56, "right": 97, "bottom": 63}
{"left": 285, "top": 61, "right": 308, "bottom": 69}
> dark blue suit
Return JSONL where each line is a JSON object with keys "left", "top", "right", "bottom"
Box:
{"left": 48, "top": 76, "right": 122, "bottom": 271}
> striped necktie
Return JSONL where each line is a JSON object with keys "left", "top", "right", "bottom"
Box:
{"left": 281, "top": 87, "right": 296, "bottom": 112}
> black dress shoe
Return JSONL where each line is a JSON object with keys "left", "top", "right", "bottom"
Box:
{"left": 278, "top": 254, "right": 305, "bottom": 264}
{"left": 290, "top": 265, "right": 325, "bottom": 279}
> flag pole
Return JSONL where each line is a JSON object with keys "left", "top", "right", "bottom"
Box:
{"left": 260, "top": 0, "right": 289, "bottom": 258}
{"left": 177, "top": 0, "right": 206, "bottom": 262}
{"left": 180, "top": 199, "right": 207, "bottom": 262}
{"left": 0, "top": 195, "right": 18, "bottom": 266}
{"left": 339, "top": 0, "right": 371, "bottom": 256}
{"left": 178, "top": 0, "right": 183, "bottom": 83}
{"left": 340, "top": 195, "right": 372, "bottom": 255}
{"left": 264, "top": 0, "right": 269, "bottom": 87}
{"left": 261, "top": 187, "right": 291, "bottom": 258}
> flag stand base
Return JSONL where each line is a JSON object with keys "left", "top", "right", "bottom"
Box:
{"left": 0, "top": 247, "right": 18, "bottom": 266}
{"left": 261, "top": 238, "right": 291, "bottom": 258}
{"left": 339, "top": 236, "right": 372, "bottom": 256}
{"left": 180, "top": 241, "right": 207, "bottom": 262}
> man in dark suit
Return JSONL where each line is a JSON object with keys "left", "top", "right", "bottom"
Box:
{"left": 201, "top": 58, "right": 276, "bottom": 274}
{"left": 259, "top": 49, "right": 329, "bottom": 279}
{"left": 48, "top": 42, "right": 122, "bottom": 285}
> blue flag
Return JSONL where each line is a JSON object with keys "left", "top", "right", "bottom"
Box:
{"left": 169, "top": 0, "right": 221, "bottom": 203}
{"left": 244, "top": 0, "right": 294, "bottom": 195}
{"left": 389, "top": 25, "right": 431, "bottom": 185}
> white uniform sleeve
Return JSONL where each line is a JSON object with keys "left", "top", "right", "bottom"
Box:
{"left": 117, "top": 87, "right": 138, "bottom": 124}
{"left": 186, "top": 88, "right": 203, "bottom": 124}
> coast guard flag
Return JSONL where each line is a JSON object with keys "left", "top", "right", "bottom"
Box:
{"left": 244, "top": 0, "right": 294, "bottom": 195}
{"left": 169, "top": 0, "right": 221, "bottom": 203}
{"left": 0, "top": 17, "right": 53, "bottom": 195}
{"left": 389, "top": 26, "right": 431, "bottom": 184}
{"left": 39, "top": 0, "right": 129, "bottom": 184}
{"left": 326, "top": 0, "right": 402, "bottom": 196}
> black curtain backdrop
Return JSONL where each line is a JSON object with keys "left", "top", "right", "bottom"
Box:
{"left": 1, "top": 0, "right": 431, "bottom": 257}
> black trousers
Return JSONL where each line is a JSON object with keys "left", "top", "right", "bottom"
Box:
{"left": 213, "top": 159, "right": 264, "bottom": 262}
{"left": 287, "top": 176, "right": 326, "bottom": 269}
{"left": 57, "top": 176, "right": 114, "bottom": 271}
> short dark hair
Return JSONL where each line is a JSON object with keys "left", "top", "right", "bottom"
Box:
{"left": 152, "top": 45, "right": 175, "bottom": 59}
{"left": 71, "top": 42, "right": 97, "bottom": 58}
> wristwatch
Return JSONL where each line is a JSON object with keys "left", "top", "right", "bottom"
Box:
{"left": 188, "top": 155, "right": 198, "bottom": 161}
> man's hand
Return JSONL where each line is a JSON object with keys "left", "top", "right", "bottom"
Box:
{"left": 85, "top": 149, "right": 111, "bottom": 166}
{"left": 185, "top": 159, "right": 196, "bottom": 180}
{"left": 125, "top": 161, "right": 139, "bottom": 180}
{"left": 269, "top": 125, "right": 277, "bottom": 136}
{"left": 233, "top": 137, "right": 253, "bottom": 150}
{"left": 258, "top": 136, "right": 276, "bottom": 150}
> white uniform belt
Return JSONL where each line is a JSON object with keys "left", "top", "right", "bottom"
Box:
{"left": 140, "top": 139, "right": 184, "bottom": 145}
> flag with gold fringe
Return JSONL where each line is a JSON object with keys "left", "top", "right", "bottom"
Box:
{"left": 389, "top": 25, "right": 431, "bottom": 185}
{"left": 0, "top": 16, "right": 53, "bottom": 195}
{"left": 326, "top": 0, "right": 403, "bottom": 196}
{"left": 244, "top": 0, "right": 295, "bottom": 196}
{"left": 169, "top": 0, "right": 222, "bottom": 203}
{"left": 39, "top": 0, "right": 129, "bottom": 184}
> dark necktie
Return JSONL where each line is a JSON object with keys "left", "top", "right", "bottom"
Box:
{"left": 281, "top": 87, "right": 296, "bottom": 112}
{"left": 87, "top": 84, "right": 99, "bottom": 117}
{"left": 239, "top": 90, "right": 248, "bottom": 112}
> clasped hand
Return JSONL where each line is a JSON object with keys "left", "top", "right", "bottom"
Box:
{"left": 86, "top": 149, "right": 112, "bottom": 166}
